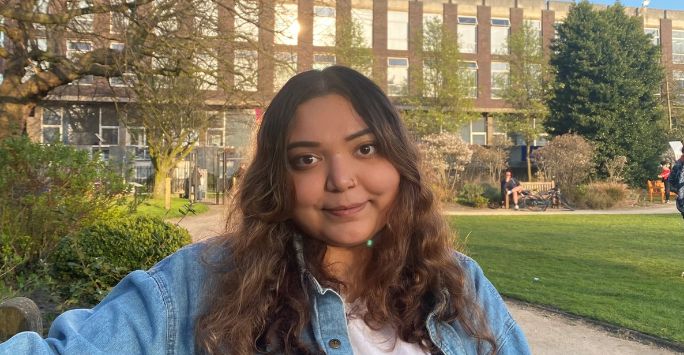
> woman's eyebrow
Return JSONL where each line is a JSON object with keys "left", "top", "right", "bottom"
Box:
{"left": 345, "top": 128, "right": 372, "bottom": 141}
{"left": 287, "top": 128, "right": 373, "bottom": 150}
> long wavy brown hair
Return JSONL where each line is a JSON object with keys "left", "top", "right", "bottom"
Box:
{"left": 195, "top": 66, "right": 496, "bottom": 354}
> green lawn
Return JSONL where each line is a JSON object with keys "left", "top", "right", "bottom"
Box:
{"left": 449, "top": 214, "right": 684, "bottom": 344}
{"left": 131, "top": 197, "right": 209, "bottom": 219}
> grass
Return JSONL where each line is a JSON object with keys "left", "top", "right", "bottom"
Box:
{"left": 449, "top": 213, "right": 684, "bottom": 344}
{"left": 130, "top": 197, "right": 209, "bottom": 219}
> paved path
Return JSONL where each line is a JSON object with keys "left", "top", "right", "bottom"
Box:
{"left": 174, "top": 203, "right": 683, "bottom": 354}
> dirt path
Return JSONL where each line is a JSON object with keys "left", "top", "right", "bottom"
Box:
{"left": 174, "top": 203, "right": 683, "bottom": 354}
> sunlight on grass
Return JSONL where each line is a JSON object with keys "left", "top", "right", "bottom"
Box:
{"left": 130, "top": 197, "right": 209, "bottom": 219}
{"left": 450, "top": 214, "right": 684, "bottom": 344}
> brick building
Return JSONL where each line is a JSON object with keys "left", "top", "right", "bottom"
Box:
{"left": 16, "top": 0, "right": 684, "bottom": 191}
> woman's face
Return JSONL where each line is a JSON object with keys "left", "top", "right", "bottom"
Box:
{"left": 286, "top": 94, "right": 400, "bottom": 248}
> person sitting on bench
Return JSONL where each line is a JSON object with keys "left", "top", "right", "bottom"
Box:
{"left": 503, "top": 170, "right": 523, "bottom": 210}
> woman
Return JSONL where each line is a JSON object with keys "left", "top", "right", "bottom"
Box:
{"left": 1, "top": 67, "right": 529, "bottom": 354}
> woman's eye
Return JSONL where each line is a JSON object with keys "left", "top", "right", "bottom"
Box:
{"left": 292, "top": 155, "right": 320, "bottom": 168}
{"left": 357, "top": 144, "right": 377, "bottom": 156}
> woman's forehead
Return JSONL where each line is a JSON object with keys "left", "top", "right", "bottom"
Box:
{"left": 287, "top": 94, "right": 369, "bottom": 142}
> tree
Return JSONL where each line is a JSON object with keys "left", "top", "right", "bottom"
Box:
{"left": 335, "top": 17, "right": 372, "bottom": 76}
{"left": 498, "top": 21, "right": 550, "bottom": 181}
{"left": 403, "top": 16, "right": 475, "bottom": 137}
{"left": 0, "top": 0, "right": 267, "bottom": 198}
{"left": 548, "top": 1, "right": 666, "bottom": 185}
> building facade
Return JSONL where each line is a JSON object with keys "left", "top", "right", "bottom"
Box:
{"left": 16, "top": 0, "right": 684, "bottom": 190}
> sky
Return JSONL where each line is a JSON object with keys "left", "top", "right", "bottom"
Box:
{"left": 586, "top": 0, "right": 684, "bottom": 11}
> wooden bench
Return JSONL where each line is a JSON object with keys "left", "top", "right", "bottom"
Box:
{"left": 505, "top": 181, "right": 555, "bottom": 209}
{"left": 0, "top": 297, "right": 42, "bottom": 341}
{"left": 647, "top": 180, "right": 676, "bottom": 203}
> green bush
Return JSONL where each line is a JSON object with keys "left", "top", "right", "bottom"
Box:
{"left": 0, "top": 137, "right": 128, "bottom": 267}
{"left": 574, "top": 182, "right": 628, "bottom": 209}
{"left": 51, "top": 216, "right": 191, "bottom": 306}
{"left": 459, "top": 183, "right": 489, "bottom": 208}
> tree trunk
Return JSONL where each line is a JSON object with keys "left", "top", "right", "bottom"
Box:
{"left": 0, "top": 101, "right": 30, "bottom": 140}
{"left": 152, "top": 158, "right": 174, "bottom": 200}
{"left": 526, "top": 142, "right": 533, "bottom": 181}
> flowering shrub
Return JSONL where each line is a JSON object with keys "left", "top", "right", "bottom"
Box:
{"left": 419, "top": 132, "right": 472, "bottom": 202}
{"left": 532, "top": 134, "right": 595, "bottom": 191}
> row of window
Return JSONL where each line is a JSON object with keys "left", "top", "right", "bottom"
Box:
{"left": 40, "top": 106, "right": 255, "bottom": 154}
{"left": 40, "top": 103, "right": 498, "bottom": 149}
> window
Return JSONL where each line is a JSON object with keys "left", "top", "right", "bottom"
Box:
{"left": 70, "top": 0, "right": 94, "bottom": 32}
{"left": 525, "top": 19, "right": 542, "bottom": 49}
{"left": 313, "top": 53, "right": 336, "bottom": 70}
{"left": 674, "top": 71, "right": 684, "bottom": 103}
{"left": 65, "top": 105, "right": 99, "bottom": 145}
{"left": 422, "top": 64, "right": 437, "bottom": 98}
{"left": 66, "top": 40, "right": 93, "bottom": 84}
{"left": 234, "top": 50, "right": 258, "bottom": 91}
{"left": 235, "top": 0, "right": 259, "bottom": 42}
{"left": 225, "top": 110, "right": 255, "bottom": 151}
{"left": 644, "top": 28, "right": 660, "bottom": 46}
{"left": 206, "top": 112, "right": 224, "bottom": 147}
{"left": 108, "top": 42, "right": 136, "bottom": 87}
{"left": 99, "top": 106, "right": 120, "bottom": 146}
{"left": 42, "top": 107, "right": 63, "bottom": 144}
{"left": 274, "top": 3, "right": 298, "bottom": 45}
{"left": 458, "top": 16, "right": 477, "bottom": 54}
{"left": 196, "top": 1, "right": 218, "bottom": 37}
{"left": 462, "top": 62, "right": 478, "bottom": 98}
{"left": 0, "top": 17, "right": 4, "bottom": 48}
{"left": 274, "top": 52, "right": 297, "bottom": 90}
{"left": 387, "top": 57, "right": 408, "bottom": 96}
{"left": 491, "top": 62, "right": 509, "bottom": 99}
{"left": 674, "top": 31, "right": 684, "bottom": 64}
{"left": 352, "top": 8, "right": 372, "bottom": 48}
{"left": 313, "top": 6, "right": 335, "bottom": 47}
{"left": 23, "top": 38, "right": 48, "bottom": 83}
{"left": 460, "top": 117, "right": 487, "bottom": 145}
{"left": 195, "top": 52, "right": 218, "bottom": 90}
{"left": 491, "top": 18, "right": 510, "bottom": 55}
{"left": 423, "top": 13, "right": 441, "bottom": 51}
{"left": 387, "top": 11, "right": 408, "bottom": 50}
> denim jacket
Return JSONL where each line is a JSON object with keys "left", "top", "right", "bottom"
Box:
{"left": 1, "top": 242, "right": 530, "bottom": 354}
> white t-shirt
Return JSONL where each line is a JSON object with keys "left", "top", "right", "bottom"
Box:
{"left": 345, "top": 301, "right": 429, "bottom": 355}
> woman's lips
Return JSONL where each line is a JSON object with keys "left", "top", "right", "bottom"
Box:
{"left": 323, "top": 201, "right": 367, "bottom": 217}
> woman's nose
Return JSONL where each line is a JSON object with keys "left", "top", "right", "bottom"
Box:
{"left": 325, "top": 154, "right": 357, "bottom": 192}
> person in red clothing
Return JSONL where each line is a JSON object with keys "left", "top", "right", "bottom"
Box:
{"left": 658, "top": 161, "right": 672, "bottom": 203}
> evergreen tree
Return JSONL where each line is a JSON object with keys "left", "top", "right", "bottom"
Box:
{"left": 548, "top": 1, "right": 666, "bottom": 185}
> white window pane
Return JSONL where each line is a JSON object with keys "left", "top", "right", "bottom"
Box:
{"left": 458, "top": 25, "right": 477, "bottom": 54}
{"left": 491, "top": 24, "right": 509, "bottom": 55}
{"left": 313, "top": 53, "right": 336, "bottom": 70}
{"left": 275, "top": 3, "right": 299, "bottom": 45}
{"left": 352, "top": 8, "right": 372, "bottom": 48}
{"left": 234, "top": 50, "right": 258, "bottom": 91}
{"left": 423, "top": 13, "right": 441, "bottom": 51}
{"left": 673, "top": 31, "right": 684, "bottom": 63}
{"left": 491, "top": 62, "right": 509, "bottom": 99}
{"left": 644, "top": 28, "right": 659, "bottom": 46}
{"left": 313, "top": 6, "right": 336, "bottom": 47}
{"left": 235, "top": 1, "right": 259, "bottom": 42}
{"left": 274, "top": 52, "right": 297, "bottom": 90}
{"left": 387, "top": 11, "right": 408, "bottom": 50}
{"left": 387, "top": 57, "right": 408, "bottom": 96}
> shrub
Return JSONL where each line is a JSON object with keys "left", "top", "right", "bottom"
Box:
{"left": 574, "top": 182, "right": 629, "bottom": 209}
{"left": 532, "top": 134, "right": 595, "bottom": 192}
{"left": 0, "top": 137, "right": 128, "bottom": 267}
{"left": 419, "top": 132, "right": 472, "bottom": 202}
{"left": 464, "top": 137, "right": 511, "bottom": 183}
{"left": 458, "top": 183, "right": 489, "bottom": 208}
{"left": 51, "top": 216, "right": 191, "bottom": 306}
